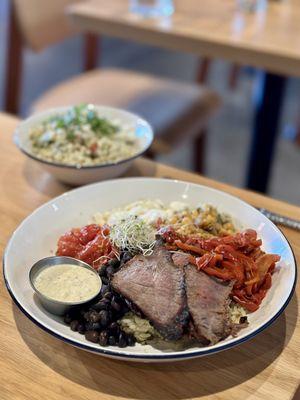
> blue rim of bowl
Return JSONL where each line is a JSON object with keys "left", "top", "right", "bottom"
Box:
{"left": 2, "top": 179, "right": 297, "bottom": 360}
{"left": 13, "top": 110, "right": 154, "bottom": 170}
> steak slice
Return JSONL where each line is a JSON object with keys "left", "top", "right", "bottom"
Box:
{"left": 172, "top": 252, "right": 191, "bottom": 268}
{"left": 112, "top": 245, "right": 188, "bottom": 340}
{"left": 185, "top": 264, "right": 233, "bottom": 344}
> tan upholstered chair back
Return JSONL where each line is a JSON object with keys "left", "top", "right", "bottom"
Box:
{"left": 12, "top": 0, "right": 83, "bottom": 52}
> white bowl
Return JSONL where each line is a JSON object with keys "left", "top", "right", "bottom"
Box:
{"left": 14, "top": 106, "right": 153, "bottom": 185}
{"left": 3, "top": 178, "right": 297, "bottom": 362}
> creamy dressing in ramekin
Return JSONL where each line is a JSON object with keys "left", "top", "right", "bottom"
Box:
{"left": 33, "top": 264, "right": 100, "bottom": 303}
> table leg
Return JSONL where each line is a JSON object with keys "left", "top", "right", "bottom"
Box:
{"left": 246, "top": 72, "right": 286, "bottom": 193}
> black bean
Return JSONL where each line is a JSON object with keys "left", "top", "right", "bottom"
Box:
{"left": 100, "top": 284, "right": 109, "bottom": 296}
{"left": 126, "top": 334, "right": 136, "bottom": 346}
{"left": 118, "top": 332, "right": 127, "bottom": 348}
{"left": 98, "top": 265, "right": 107, "bottom": 277}
{"left": 124, "top": 298, "right": 137, "bottom": 313}
{"left": 125, "top": 300, "right": 143, "bottom": 317}
{"left": 64, "top": 313, "right": 72, "bottom": 324}
{"left": 108, "top": 258, "right": 120, "bottom": 269}
{"left": 89, "top": 311, "right": 100, "bottom": 323}
{"left": 91, "top": 302, "right": 105, "bottom": 312}
{"left": 84, "top": 311, "right": 92, "bottom": 320}
{"left": 68, "top": 306, "right": 81, "bottom": 316}
{"left": 91, "top": 322, "right": 101, "bottom": 330}
{"left": 85, "top": 322, "right": 91, "bottom": 330}
{"left": 103, "top": 292, "right": 113, "bottom": 300}
{"left": 111, "top": 297, "right": 121, "bottom": 312}
{"left": 101, "top": 276, "right": 109, "bottom": 285}
{"left": 107, "top": 310, "right": 113, "bottom": 322}
{"left": 112, "top": 313, "right": 123, "bottom": 323}
{"left": 85, "top": 322, "right": 101, "bottom": 331}
{"left": 99, "top": 330, "right": 108, "bottom": 346}
{"left": 77, "top": 323, "right": 86, "bottom": 334}
{"left": 91, "top": 299, "right": 110, "bottom": 311}
{"left": 108, "top": 336, "right": 116, "bottom": 346}
{"left": 79, "top": 308, "right": 87, "bottom": 317}
{"left": 122, "top": 304, "right": 129, "bottom": 314}
{"left": 99, "top": 310, "right": 109, "bottom": 327}
{"left": 120, "top": 251, "right": 132, "bottom": 264}
{"left": 124, "top": 298, "right": 131, "bottom": 307}
{"left": 108, "top": 322, "right": 119, "bottom": 333}
{"left": 106, "top": 265, "right": 115, "bottom": 277}
{"left": 85, "top": 330, "right": 99, "bottom": 343}
{"left": 70, "top": 320, "right": 79, "bottom": 331}
{"left": 112, "top": 292, "right": 121, "bottom": 301}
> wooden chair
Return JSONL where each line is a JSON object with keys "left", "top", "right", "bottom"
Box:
{"left": 4, "top": 0, "right": 221, "bottom": 173}
{"left": 197, "top": 58, "right": 241, "bottom": 90}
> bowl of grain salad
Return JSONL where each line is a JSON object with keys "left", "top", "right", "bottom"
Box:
{"left": 14, "top": 104, "right": 153, "bottom": 185}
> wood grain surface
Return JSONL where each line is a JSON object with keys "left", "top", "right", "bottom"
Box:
{"left": 68, "top": 0, "right": 300, "bottom": 77}
{"left": 0, "top": 112, "right": 299, "bottom": 400}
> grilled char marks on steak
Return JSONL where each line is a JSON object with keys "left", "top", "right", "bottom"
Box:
{"left": 112, "top": 245, "right": 189, "bottom": 340}
{"left": 185, "top": 264, "right": 234, "bottom": 344}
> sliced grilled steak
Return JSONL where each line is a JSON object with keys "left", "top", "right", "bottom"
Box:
{"left": 111, "top": 245, "right": 188, "bottom": 340}
{"left": 172, "top": 252, "right": 190, "bottom": 268}
{"left": 185, "top": 264, "right": 233, "bottom": 344}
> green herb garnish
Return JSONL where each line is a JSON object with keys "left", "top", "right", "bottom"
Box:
{"left": 45, "top": 104, "right": 119, "bottom": 141}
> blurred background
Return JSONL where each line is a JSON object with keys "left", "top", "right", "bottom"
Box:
{"left": 1, "top": 0, "right": 300, "bottom": 204}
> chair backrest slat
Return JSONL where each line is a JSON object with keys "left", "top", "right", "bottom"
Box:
{"left": 12, "top": 0, "right": 82, "bottom": 51}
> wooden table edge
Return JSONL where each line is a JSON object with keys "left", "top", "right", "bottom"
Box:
{"left": 68, "top": 4, "right": 300, "bottom": 77}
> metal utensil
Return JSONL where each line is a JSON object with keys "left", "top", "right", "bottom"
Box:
{"left": 257, "top": 208, "right": 300, "bottom": 231}
{"left": 29, "top": 256, "right": 102, "bottom": 316}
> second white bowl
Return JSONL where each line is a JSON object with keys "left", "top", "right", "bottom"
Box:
{"left": 14, "top": 105, "right": 154, "bottom": 185}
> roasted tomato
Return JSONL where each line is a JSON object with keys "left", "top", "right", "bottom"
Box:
{"left": 56, "top": 224, "right": 117, "bottom": 269}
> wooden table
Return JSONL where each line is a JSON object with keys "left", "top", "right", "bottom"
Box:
{"left": 68, "top": 0, "right": 300, "bottom": 193}
{"left": 1, "top": 112, "right": 299, "bottom": 400}
{"left": 68, "top": 0, "right": 300, "bottom": 75}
